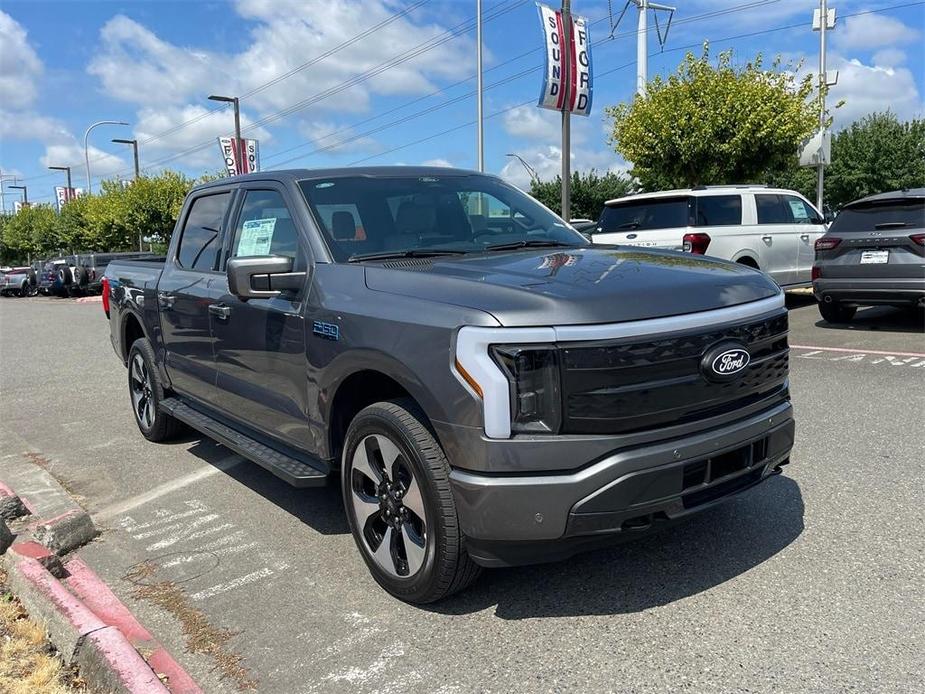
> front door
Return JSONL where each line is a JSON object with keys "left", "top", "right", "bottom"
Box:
{"left": 158, "top": 190, "right": 233, "bottom": 404}
{"left": 209, "top": 185, "right": 313, "bottom": 450}
{"left": 782, "top": 194, "right": 826, "bottom": 283}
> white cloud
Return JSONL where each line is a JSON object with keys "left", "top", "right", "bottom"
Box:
{"left": 498, "top": 144, "right": 626, "bottom": 189}
{"left": 293, "top": 120, "right": 380, "bottom": 156}
{"left": 41, "top": 143, "right": 126, "bottom": 180}
{"left": 0, "top": 10, "right": 43, "bottom": 109}
{"left": 871, "top": 48, "right": 907, "bottom": 68}
{"left": 829, "top": 54, "right": 925, "bottom": 126}
{"left": 834, "top": 13, "right": 920, "bottom": 51}
{"left": 421, "top": 158, "right": 453, "bottom": 167}
{"left": 503, "top": 106, "right": 561, "bottom": 142}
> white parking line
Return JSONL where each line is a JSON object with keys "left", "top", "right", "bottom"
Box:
{"left": 791, "top": 344, "right": 925, "bottom": 358}
{"left": 94, "top": 454, "right": 243, "bottom": 521}
{"left": 791, "top": 345, "right": 925, "bottom": 367}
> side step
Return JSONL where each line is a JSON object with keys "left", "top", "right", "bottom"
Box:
{"left": 160, "top": 397, "right": 329, "bottom": 487}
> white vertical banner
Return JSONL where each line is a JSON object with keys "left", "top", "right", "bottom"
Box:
{"left": 218, "top": 137, "right": 261, "bottom": 176}
{"left": 55, "top": 186, "right": 67, "bottom": 211}
{"left": 536, "top": 3, "right": 593, "bottom": 116}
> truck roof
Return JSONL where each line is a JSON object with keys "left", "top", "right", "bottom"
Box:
{"left": 603, "top": 185, "right": 800, "bottom": 206}
{"left": 847, "top": 188, "right": 925, "bottom": 206}
{"left": 191, "top": 166, "right": 490, "bottom": 193}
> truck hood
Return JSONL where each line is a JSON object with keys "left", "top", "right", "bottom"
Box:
{"left": 364, "top": 246, "right": 781, "bottom": 326}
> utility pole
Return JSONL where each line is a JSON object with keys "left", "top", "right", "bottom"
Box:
{"left": 631, "top": 0, "right": 675, "bottom": 96}
{"left": 0, "top": 170, "right": 16, "bottom": 214}
{"left": 561, "top": 0, "right": 572, "bottom": 221}
{"left": 814, "top": 0, "right": 836, "bottom": 214}
{"left": 476, "top": 0, "right": 484, "bottom": 173}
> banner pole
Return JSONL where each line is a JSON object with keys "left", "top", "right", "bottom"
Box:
{"left": 561, "top": 0, "right": 571, "bottom": 221}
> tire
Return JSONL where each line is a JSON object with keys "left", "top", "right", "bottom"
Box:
{"left": 74, "top": 267, "right": 89, "bottom": 288}
{"left": 127, "top": 338, "right": 183, "bottom": 442}
{"left": 58, "top": 267, "right": 73, "bottom": 286}
{"left": 342, "top": 399, "right": 481, "bottom": 603}
{"left": 819, "top": 300, "right": 857, "bottom": 323}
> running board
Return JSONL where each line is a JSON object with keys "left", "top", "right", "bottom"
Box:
{"left": 160, "top": 397, "right": 329, "bottom": 487}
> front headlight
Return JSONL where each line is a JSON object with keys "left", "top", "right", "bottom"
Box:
{"left": 490, "top": 345, "right": 562, "bottom": 433}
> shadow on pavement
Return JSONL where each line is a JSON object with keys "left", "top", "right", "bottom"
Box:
{"left": 187, "top": 440, "right": 349, "bottom": 535}
{"left": 431, "top": 475, "right": 804, "bottom": 619}
{"left": 784, "top": 292, "right": 817, "bottom": 310}
{"left": 813, "top": 306, "right": 925, "bottom": 334}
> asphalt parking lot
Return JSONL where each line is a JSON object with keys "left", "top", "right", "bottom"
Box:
{"left": 1, "top": 294, "right": 923, "bottom": 693}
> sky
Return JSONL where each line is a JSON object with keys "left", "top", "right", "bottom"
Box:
{"left": 1, "top": 0, "right": 923, "bottom": 206}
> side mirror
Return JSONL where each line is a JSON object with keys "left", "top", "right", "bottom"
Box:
{"left": 227, "top": 255, "right": 306, "bottom": 299}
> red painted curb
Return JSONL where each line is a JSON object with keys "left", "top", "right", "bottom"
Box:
{"left": 65, "top": 556, "right": 203, "bottom": 694}
{"left": 77, "top": 626, "right": 169, "bottom": 693}
{"left": 0, "top": 481, "right": 16, "bottom": 498}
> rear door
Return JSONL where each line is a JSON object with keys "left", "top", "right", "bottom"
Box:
{"left": 781, "top": 194, "right": 826, "bottom": 282}
{"left": 157, "top": 189, "right": 234, "bottom": 404}
{"left": 209, "top": 183, "right": 313, "bottom": 449}
{"left": 822, "top": 197, "right": 925, "bottom": 280}
{"left": 593, "top": 196, "right": 691, "bottom": 250}
{"left": 754, "top": 193, "right": 801, "bottom": 286}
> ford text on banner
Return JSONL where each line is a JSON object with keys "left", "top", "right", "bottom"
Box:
{"left": 536, "top": 3, "right": 593, "bottom": 116}
{"left": 54, "top": 186, "right": 78, "bottom": 212}
{"left": 218, "top": 137, "right": 261, "bottom": 176}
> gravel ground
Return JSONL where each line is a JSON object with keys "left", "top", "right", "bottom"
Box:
{"left": 0, "top": 293, "right": 922, "bottom": 693}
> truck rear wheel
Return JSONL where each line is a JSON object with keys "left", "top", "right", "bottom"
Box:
{"left": 127, "top": 338, "right": 182, "bottom": 442}
{"left": 818, "top": 300, "right": 857, "bottom": 324}
{"left": 342, "top": 400, "right": 481, "bottom": 603}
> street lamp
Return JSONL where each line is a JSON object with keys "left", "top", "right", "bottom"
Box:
{"left": 505, "top": 153, "right": 539, "bottom": 184}
{"left": 48, "top": 166, "right": 73, "bottom": 200}
{"left": 208, "top": 94, "right": 242, "bottom": 174}
{"left": 0, "top": 170, "right": 17, "bottom": 214}
{"left": 84, "top": 120, "right": 129, "bottom": 194}
{"left": 111, "top": 139, "right": 140, "bottom": 180}
{"left": 9, "top": 185, "right": 28, "bottom": 204}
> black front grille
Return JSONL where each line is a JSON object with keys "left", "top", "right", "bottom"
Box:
{"left": 560, "top": 312, "right": 788, "bottom": 434}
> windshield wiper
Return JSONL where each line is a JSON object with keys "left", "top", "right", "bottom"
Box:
{"left": 873, "top": 221, "right": 911, "bottom": 229}
{"left": 347, "top": 249, "right": 469, "bottom": 263}
{"left": 615, "top": 221, "right": 641, "bottom": 230}
{"left": 484, "top": 239, "right": 579, "bottom": 252}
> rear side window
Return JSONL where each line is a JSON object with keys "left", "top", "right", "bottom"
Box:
{"left": 695, "top": 195, "right": 742, "bottom": 226}
{"left": 830, "top": 200, "right": 925, "bottom": 233}
{"left": 599, "top": 197, "right": 691, "bottom": 232}
{"left": 755, "top": 194, "right": 792, "bottom": 224}
{"left": 177, "top": 193, "right": 231, "bottom": 271}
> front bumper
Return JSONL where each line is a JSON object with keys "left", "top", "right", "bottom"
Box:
{"left": 449, "top": 401, "right": 794, "bottom": 567}
{"left": 813, "top": 277, "right": 925, "bottom": 306}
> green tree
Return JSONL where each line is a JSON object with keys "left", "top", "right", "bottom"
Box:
{"left": 606, "top": 46, "right": 820, "bottom": 190}
{"left": 0, "top": 205, "right": 59, "bottom": 262}
{"left": 529, "top": 169, "right": 634, "bottom": 220}
{"left": 770, "top": 111, "right": 925, "bottom": 210}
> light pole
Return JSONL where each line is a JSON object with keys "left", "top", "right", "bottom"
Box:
{"left": 48, "top": 165, "right": 73, "bottom": 201}
{"left": 476, "top": 0, "right": 484, "bottom": 173}
{"left": 0, "top": 170, "right": 17, "bottom": 214}
{"left": 112, "top": 139, "right": 140, "bottom": 180}
{"left": 84, "top": 120, "right": 129, "bottom": 193}
{"left": 505, "top": 153, "right": 539, "bottom": 186}
{"left": 9, "top": 185, "right": 28, "bottom": 205}
{"left": 209, "top": 94, "right": 242, "bottom": 174}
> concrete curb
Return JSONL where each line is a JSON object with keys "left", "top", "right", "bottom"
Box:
{"left": 0, "top": 478, "right": 198, "bottom": 693}
{"left": 0, "top": 480, "right": 29, "bottom": 520}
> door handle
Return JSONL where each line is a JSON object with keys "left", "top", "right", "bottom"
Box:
{"left": 801, "top": 234, "right": 810, "bottom": 241}
{"left": 761, "top": 235, "right": 772, "bottom": 243}
{"left": 626, "top": 233, "right": 638, "bottom": 239}
{"left": 208, "top": 303, "right": 231, "bottom": 320}
{"left": 157, "top": 292, "right": 175, "bottom": 309}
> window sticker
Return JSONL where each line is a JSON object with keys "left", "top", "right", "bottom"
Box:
{"left": 237, "top": 217, "right": 276, "bottom": 256}
{"left": 788, "top": 199, "right": 809, "bottom": 220}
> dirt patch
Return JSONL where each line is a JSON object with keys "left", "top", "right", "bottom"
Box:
{"left": 125, "top": 562, "right": 256, "bottom": 690}
{"left": 21, "top": 452, "right": 87, "bottom": 506}
{"left": 0, "top": 567, "right": 84, "bottom": 693}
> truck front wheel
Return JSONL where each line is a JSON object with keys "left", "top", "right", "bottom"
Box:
{"left": 342, "top": 400, "right": 481, "bottom": 603}
{"left": 127, "top": 338, "right": 182, "bottom": 442}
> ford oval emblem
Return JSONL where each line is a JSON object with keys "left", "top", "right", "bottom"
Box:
{"left": 701, "top": 343, "right": 751, "bottom": 382}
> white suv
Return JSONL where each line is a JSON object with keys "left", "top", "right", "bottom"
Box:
{"left": 591, "top": 185, "right": 827, "bottom": 286}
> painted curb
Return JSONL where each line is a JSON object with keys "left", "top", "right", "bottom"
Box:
{"left": 0, "top": 480, "right": 29, "bottom": 520}
{"left": 77, "top": 626, "right": 170, "bottom": 694}
{"left": 33, "top": 508, "right": 99, "bottom": 555}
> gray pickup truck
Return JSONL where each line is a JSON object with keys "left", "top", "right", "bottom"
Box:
{"left": 103, "top": 167, "right": 794, "bottom": 603}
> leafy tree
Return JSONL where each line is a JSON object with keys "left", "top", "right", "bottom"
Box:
{"left": 0, "top": 205, "right": 59, "bottom": 262}
{"left": 606, "top": 46, "right": 820, "bottom": 190}
{"left": 530, "top": 169, "right": 634, "bottom": 220}
{"left": 770, "top": 111, "right": 925, "bottom": 210}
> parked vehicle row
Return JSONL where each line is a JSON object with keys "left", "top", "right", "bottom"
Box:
{"left": 0, "top": 266, "right": 38, "bottom": 297}
{"left": 3, "top": 252, "right": 158, "bottom": 298}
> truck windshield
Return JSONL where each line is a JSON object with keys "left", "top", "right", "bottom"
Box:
{"left": 830, "top": 200, "right": 925, "bottom": 233}
{"left": 298, "top": 174, "right": 587, "bottom": 262}
{"left": 599, "top": 197, "right": 692, "bottom": 233}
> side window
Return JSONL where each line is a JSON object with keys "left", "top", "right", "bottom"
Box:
{"left": 695, "top": 195, "right": 742, "bottom": 226}
{"left": 782, "top": 195, "right": 816, "bottom": 224}
{"left": 177, "top": 193, "right": 231, "bottom": 271}
{"left": 755, "top": 194, "right": 792, "bottom": 225}
{"left": 231, "top": 190, "right": 301, "bottom": 261}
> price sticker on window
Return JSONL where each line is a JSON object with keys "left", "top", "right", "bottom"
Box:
{"left": 237, "top": 218, "right": 276, "bottom": 256}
